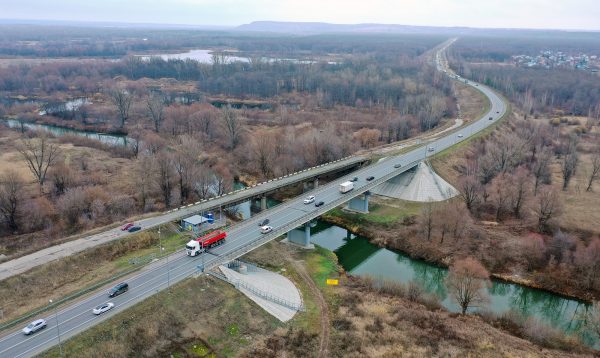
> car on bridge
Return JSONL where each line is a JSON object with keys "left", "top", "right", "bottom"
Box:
{"left": 489, "top": 117, "right": 493, "bottom": 120}
{"left": 260, "top": 225, "right": 273, "bottom": 234}
{"left": 257, "top": 218, "right": 270, "bottom": 227}
{"left": 394, "top": 163, "right": 402, "bottom": 168}
{"left": 458, "top": 133, "right": 464, "bottom": 138}
{"left": 315, "top": 201, "right": 325, "bottom": 207}
{"left": 22, "top": 319, "right": 46, "bottom": 335}
{"left": 92, "top": 302, "right": 114, "bottom": 315}
{"left": 366, "top": 176, "right": 375, "bottom": 181}
{"left": 303, "top": 195, "right": 315, "bottom": 204}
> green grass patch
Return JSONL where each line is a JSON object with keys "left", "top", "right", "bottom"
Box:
{"left": 325, "top": 201, "right": 420, "bottom": 226}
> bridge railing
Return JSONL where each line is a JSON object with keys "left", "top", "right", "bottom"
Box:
{"left": 207, "top": 270, "right": 305, "bottom": 311}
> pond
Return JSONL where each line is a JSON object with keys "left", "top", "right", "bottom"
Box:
{"left": 2, "top": 118, "right": 131, "bottom": 147}
{"left": 140, "top": 49, "right": 336, "bottom": 65}
{"left": 309, "top": 221, "right": 597, "bottom": 348}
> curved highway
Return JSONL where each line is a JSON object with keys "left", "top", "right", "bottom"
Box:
{"left": 0, "top": 39, "right": 507, "bottom": 357}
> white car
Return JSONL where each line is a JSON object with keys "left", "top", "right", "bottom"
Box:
{"left": 457, "top": 133, "right": 463, "bottom": 138}
{"left": 260, "top": 225, "right": 273, "bottom": 234}
{"left": 303, "top": 195, "right": 315, "bottom": 204}
{"left": 92, "top": 302, "right": 115, "bottom": 315}
{"left": 22, "top": 319, "right": 46, "bottom": 335}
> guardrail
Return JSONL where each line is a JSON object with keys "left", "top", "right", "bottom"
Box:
{"left": 207, "top": 270, "right": 305, "bottom": 312}
{"left": 164, "top": 155, "right": 368, "bottom": 215}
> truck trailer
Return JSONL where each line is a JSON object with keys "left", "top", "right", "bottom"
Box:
{"left": 185, "top": 230, "right": 227, "bottom": 256}
{"left": 339, "top": 181, "right": 354, "bottom": 194}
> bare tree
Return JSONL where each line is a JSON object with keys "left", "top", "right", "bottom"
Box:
{"left": 446, "top": 257, "right": 490, "bottom": 314}
{"left": 146, "top": 93, "right": 166, "bottom": 133}
{"left": 135, "top": 154, "right": 155, "bottom": 211}
{"left": 173, "top": 136, "right": 201, "bottom": 205}
{"left": 459, "top": 175, "right": 480, "bottom": 213}
{"left": 250, "top": 131, "right": 278, "bottom": 178}
{"left": 0, "top": 170, "right": 24, "bottom": 231}
{"left": 17, "top": 134, "right": 60, "bottom": 190}
{"left": 574, "top": 238, "right": 600, "bottom": 291}
{"left": 536, "top": 189, "right": 563, "bottom": 233}
{"left": 507, "top": 167, "right": 531, "bottom": 218}
{"left": 155, "top": 152, "right": 174, "bottom": 208}
{"left": 586, "top": 150, "right": 600, "bottom": 192}
{"left": 561, "top": 135, "right": 579, "bottom": 191}
{"left": 220, "top": 105, "right": 243, "bottom": 149}
{"left": 532, "top": 147, "right": 552, "bottom": 196}
{"left": 109, "top": 88, "right": 133, "bottom": 128}
{"left": 419, "top": 200, "right": 435, "bottom": 241}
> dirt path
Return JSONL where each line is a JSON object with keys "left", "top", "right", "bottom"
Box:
{"left": 291, "top": 260, "right": 330, "bottom": 358}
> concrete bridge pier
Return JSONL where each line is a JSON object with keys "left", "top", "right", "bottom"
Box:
{"left": 347, "top": 191, "right": 370, "bottom": 213}
{"left": 284, "top": 223, "right": 314, "bottom": 249}
{"left": 260, "top": 195, "right": 267, "bottom": 211}
{"left": 313, "top": 178, "right": 319, "bottom": 189}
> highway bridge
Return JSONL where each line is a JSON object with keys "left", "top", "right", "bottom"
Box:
{"left": 0, "top": 39, "right": 508, "bottom": 358}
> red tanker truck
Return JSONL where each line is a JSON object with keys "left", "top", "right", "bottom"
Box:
{"left": 185, "top": 230, "right": 227, "bottom": 256}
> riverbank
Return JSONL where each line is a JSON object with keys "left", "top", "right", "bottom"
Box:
{"left": 321, "top": 208, "right": 596, "bottom": 305}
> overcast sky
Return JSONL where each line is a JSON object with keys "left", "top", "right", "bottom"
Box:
{"left": 2, "top": 0, "right": 599, "bottom": 30}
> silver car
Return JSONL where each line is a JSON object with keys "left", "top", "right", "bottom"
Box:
{"left": 92, "top": 302, "right": 115, "bottom": 315}
{"left": 22, "top": 319, "right": 46, "bottom": 335}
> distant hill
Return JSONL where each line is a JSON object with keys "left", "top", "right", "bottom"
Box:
{"left": 235, "top": 21, "right": 598, "bottom": 37}
{"left": 235, "top": 21, "right": 473, "bottom": 35}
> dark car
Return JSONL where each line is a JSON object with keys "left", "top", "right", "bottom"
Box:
{"left": 315, "top": 201, "right": 325, "bottom": 207}
{"left": 366, "top": 176, "right": 375, "bottom": 181}
{"left": 488, "top": 116, "right": 493, "bottom": 120}
{"left": 394, "top": 163, "right": 402, "bottom": 168}
{"left": 127, "top": 225, "right": 141, "bottom": 233}
{"left": 351, "top": 177, "right": 358, "bottom": 182}
{"left": 108, "top": 282, "right": 129, "bottom": 298}
{"left": 258, "top": 218, "right": 270, "bottom": 227}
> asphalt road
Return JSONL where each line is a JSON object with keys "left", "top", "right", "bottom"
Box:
{"left": 0, "top": 39, "right": 507, "bottom": 358}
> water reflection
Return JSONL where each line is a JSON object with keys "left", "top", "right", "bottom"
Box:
{"left": 309, "top": 221, "right": 596, "bottom": 347}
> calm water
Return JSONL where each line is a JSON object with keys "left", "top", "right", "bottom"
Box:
{"left": 309, "top": 221, "right": 597, "bottom": 347}
{"left": 141, "top": 49, "right": 335, "bottom": 65}
{"left": 3, "top": 119, "right": 131, "bottom": 147}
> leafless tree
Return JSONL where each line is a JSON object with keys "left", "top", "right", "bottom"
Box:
{"left": 459, "top": 175, "right": 480, "bottom": 213}
{"left": 561, "top": 135, "right": 579, "bottom": 191}
{"left": 419, "top": 200, "right": 435, "bottom": 241}
{"left": 109, "top": 88, "right": 133, "bottom": 128}
{"left": 586, "top": 150, "right": 600, "bottom": 192}
{"left": 173, "top": 136, "right": 201, "bottom": 205}
{"left": 508, "top": 167, "right": 531, "bottom": 218}
{"left": 536, "top": 189, "right": 563, "bottom": 233}
{"left": 251, "top": 132, "right": 278, "bottom": 178}
{"left": 146, "top": 93, "right": 166, "bottom": 133}
{"left": 532, "top": 147, "right": 552, "bottom": 196}
{"left": 136, "top": 154, "right": 155, "bottom": 211}
{"left": 155, "top": 152, "right": 174, "bottom": 208}
{"left": 446, "top": 257, "right": 490, "bottom": 314}
{"left": 220, "top": 105, "right": 243, "bottom": 149}
{"left": 0, "top": 170, "right": 24, "bottom": 231}
{"left": 17, "top": 134, "right": 60, "bottom": 190}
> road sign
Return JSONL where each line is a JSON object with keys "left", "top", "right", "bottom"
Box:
{"left": 326, "top": 279, "right": 339, "bottom": 285}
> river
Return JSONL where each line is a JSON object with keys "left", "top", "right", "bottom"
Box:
{"left": 308, "top": 221, "right": 597, "bottom": 348}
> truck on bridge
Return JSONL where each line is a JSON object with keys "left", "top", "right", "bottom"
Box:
{"left": 339, "top": 181, "right": 354, "bottom": 193}
{"left": 185, "top": 230, "right": 227, "bottom": 256}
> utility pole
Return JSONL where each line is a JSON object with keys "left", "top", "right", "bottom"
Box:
{"left": 49, "top": 299, "right": 63, "bottom": 357}
{"left": 159, "top": 225, "right": 171, "bottom": 292}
